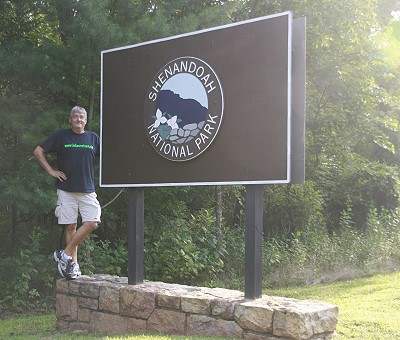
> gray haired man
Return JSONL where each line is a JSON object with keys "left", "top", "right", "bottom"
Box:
{"left": 34, "top": 106, "right": 101, "bottom": 279}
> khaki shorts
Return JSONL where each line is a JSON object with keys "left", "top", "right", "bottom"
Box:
{"left": 55, "top": 189, "right": 101, "bottom": 225}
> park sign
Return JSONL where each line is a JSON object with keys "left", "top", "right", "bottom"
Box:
{"left": 144, "top": 56, "right": 224, "bottom": 161}
{"left": 100, "top": 11, "right": 306, "bottom": 187}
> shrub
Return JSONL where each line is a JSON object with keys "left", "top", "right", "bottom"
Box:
{"left": 144, "top": 208, "right": 225, "bottom": 285}
{"left": 79, "top": 237, "right": 128, "bottom": 277}
{"left": 316, "top": 155, "right": 400, "bottom": 230}
{"left": 0, "top": 228, "right": 54, "bottom": 314}
{"left": 263, "top": 182, "right": 326, "bottom": 239}
{"left": 262, "top": 206, "right": 400, "bottom": 288}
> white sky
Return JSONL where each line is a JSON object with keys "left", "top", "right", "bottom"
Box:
{"left": 162, "top": 73, "right": 208, "bottom": 108}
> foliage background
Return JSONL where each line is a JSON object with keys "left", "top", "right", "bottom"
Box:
{"left": 1, "top": 0, "right": 400, "bottom": 315}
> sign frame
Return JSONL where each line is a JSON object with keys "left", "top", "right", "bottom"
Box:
{"left": 100, "top": 11, "right": 303, "bottom": 188}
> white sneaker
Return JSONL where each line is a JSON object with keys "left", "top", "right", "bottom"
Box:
{"left": 67, "top": 262, "right": 81, "bottom": 280}
{"left": 53, "top": 250, "right": 72, "bottom": 277}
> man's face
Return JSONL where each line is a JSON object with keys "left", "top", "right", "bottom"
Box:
{"left": 69, "top": 112, "right": 87, "bottom": 132}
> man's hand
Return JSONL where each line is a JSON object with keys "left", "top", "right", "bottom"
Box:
{"left": 33, "top": 146, "right": 67, "bottom": 182}
{"left": 49, "top": 169, "right": 67, "bottom": 182}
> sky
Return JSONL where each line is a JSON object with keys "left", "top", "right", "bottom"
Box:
{"left": 162, "top": 73, "right": 208, "bottom": 109}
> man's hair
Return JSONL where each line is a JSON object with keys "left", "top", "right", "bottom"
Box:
{"left": 70, "top": 106, "right": 87, "bottom": 118}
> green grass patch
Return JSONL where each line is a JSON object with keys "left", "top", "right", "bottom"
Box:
{"left": 2, "top": 273, "right": 400, "bottom": 339}
{"left": 0, "top": 313, "right": 234, "bottom": 339}
{"left": 265, "top": 272, "right": 400, "bottom": 339}
{"left": 0, "top": 314, "right": 56, "bottom": 339}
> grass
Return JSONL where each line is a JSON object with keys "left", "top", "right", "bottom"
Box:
{"left": 266, "top": 272, "right": 400, "bottom": 339}
{"left": 2, "top": 272, "right": 400, "bottom": 339}
{"left": 0, "top": 314, "right": 55, "bottom": 340}
{"left": 0, "top": 314, "right": 234, "bottom": 340}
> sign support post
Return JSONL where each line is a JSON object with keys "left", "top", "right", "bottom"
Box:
{"left": 128, "top": 188, "right": 144, "bottom": 284}
{"left": 245, "top": 185, "right": 264, "bottom": 299}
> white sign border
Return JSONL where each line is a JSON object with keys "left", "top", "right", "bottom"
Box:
{"left": 100, "top": 11, "right": 292, "bottom": 187}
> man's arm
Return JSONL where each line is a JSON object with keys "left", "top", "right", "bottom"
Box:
{"left": 33, "top": 145, "right": 67, "bottom": 182}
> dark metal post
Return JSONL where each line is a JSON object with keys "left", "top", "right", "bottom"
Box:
{"left": 291, "top": 17, "right": 306, "bottom": 184}
{"left": 128, "top": 188, "right": 144, "bottom": 284}
{"left": 245, "top": 185, "right": 264, "bottom": 299}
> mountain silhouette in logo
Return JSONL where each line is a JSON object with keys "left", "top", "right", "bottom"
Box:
{"left": 156, "top": 90, "right": 208, "bottom": 127}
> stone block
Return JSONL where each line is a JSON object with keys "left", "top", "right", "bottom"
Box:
{"left": 68, "top": 277, "right": 101, "bottom": 297}
{"left": 187, "top": 314, "right": 243, "bottom": 338}
{"left": 99, "top": 285, "right": 121, "bottom": 313}
{"left": 272, "top": 299, "right": 338, "bottom": 339}
{"left": 234, "top": 300, "right": 274, "bottom": 333}
{"left": 91, "top": 311, "right": 146, "bottom": 334}
{"left": 201, "top": 287, "right": 244, "bottom": 300}
{"left": 120, "top": 286, "right": 156, "bottom": 319}
{"left": 56, "top": 279, "right": 69, "bottom": 294}
{"left": 181, "top": 293, "right": 212, "bottom": 315}
{"left": 68, "top": 280, "right": 81, "bottom": 296}
{"left": 79, "top": 281, "right": 101, "bottom": 298}
{"left": 78, "top": 297, "right": 98, "bottom": 310}
{"left": 157, "top": 292, "right": 181, "bottom": 310}
{"left": 147, "top": 309, "right": 186, "bottom": 335}
{"left": 78, "top": 308, "right": 91, "bottom": 323}
{"left": 126, "top": 316, "right": 148, "bottom": 333}
{"left": 274, "top": 309, "right": 313, "bottom": 339}
{"left": 310, "top": 306, "right": 338, "bottom": 334}
{"left": 211, "top": 298, "right": 240, "bottom": 320}
{"left": 56, "top": 294, "right": 78, "bottom": 321}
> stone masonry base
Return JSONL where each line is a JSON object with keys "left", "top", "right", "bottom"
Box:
{"left": 55, "top": 274, "right": 338, "bottom": 339}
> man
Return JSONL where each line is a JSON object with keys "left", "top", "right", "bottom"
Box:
{"left": 33, "top": 106, "right": 101, "bottom": 279}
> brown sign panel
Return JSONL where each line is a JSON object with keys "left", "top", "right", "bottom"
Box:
{"left": 101, "top": 11, "right": 301, "bottom": 187}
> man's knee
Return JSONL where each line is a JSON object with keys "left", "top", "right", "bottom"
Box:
{"left": 84, "top": 221, "right": 98, "bottom": 232}
{"left": 65, "top": 223, "right": 77, "bottom": 234}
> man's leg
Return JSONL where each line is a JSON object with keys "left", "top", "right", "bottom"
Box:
{"left": 53, "top": 190, "right": 79, "bottom": 277}
{"left": 64, "top": 221, "right": 98, "bottom": 258}
{"left": 61, "top": 192, "right": 101, "bottom": 278}
{"left": 65, "top": 223, "right": 78, "bottom": 263}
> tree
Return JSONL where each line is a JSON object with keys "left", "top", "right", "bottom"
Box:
{"left": 1, "top": 0, "right": 400, "bottom": 282}
{"left": 0, "top": 0, "right": 63, "bottom": 252}
{"left": 0, "top": 0, "right": 238, "bottom": 253}
{"left": 232, "top": 0, "right": 400, "bottom": 231}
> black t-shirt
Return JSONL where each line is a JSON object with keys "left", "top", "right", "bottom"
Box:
{"left": 40, "top": 129, "right": 100, "bottom": 193}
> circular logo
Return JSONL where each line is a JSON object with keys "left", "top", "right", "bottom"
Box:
{"left": 144, "top": 56, "right": 224, "bottom": 161}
